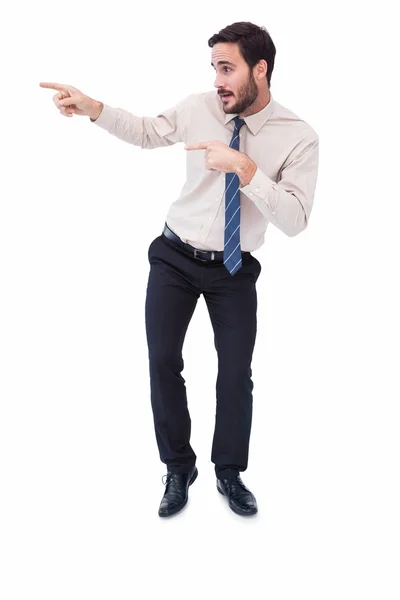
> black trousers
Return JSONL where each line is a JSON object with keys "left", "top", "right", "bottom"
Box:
{"left": 145, "top": 224, "right": 262, "bottom": 480}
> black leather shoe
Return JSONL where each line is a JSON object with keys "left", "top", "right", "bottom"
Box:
{"left": 158, "top": 466, "right": 198, "bottom": 517}
{"left": 216, "top": 474, "right": 258, "bottom": 516}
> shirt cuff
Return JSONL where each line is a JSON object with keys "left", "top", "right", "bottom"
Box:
{"left": 240, "top": 167, "right": 278, "bottom": 215}
{"left": 90, "top": 103, "right": 117, "bottom": 130}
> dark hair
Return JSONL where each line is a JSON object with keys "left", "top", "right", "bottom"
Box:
{"left": 208, "top": 21, "right": 276, "bottom": 88}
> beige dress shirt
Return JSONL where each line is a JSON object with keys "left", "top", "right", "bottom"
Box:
{"left": 91, "top": 90, "right": 319, "bottom": 251}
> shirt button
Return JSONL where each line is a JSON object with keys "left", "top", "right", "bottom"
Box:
{"left": 209, "top": 216, "right": 212, "bottom": 220}
{"left": 255, "top": 187, "right": 259, "bottom": 192}
{"left": 249, "top": 192, "right": 253, "bottom": 196}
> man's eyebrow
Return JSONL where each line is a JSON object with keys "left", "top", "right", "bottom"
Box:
{"left": 211, "top": 60, "right": 236, "bottom": 68}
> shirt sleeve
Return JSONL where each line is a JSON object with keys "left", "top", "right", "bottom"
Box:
{"left": 89, "top": 94, "right": 195, "bottom": 149}
{"left": 240, "top": 136, "right": 319, "bottom": 237}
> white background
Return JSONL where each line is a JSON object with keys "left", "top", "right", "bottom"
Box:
{"left": 1, "top": 1, "right": 399, "bottom": 598}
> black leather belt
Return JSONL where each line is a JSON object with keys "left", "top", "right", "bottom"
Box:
{"left": 162, "top": 223, "right": 224, "bottom": 262}
{"left": 162, "top": 222, "right": 251, "bottom": 263}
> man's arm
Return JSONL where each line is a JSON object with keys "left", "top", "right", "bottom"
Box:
{"left": 90, "top": 94, "right": 196, "bottom": 149}
{"left": 237, "top": 137, "right": 319, "bottom": 237}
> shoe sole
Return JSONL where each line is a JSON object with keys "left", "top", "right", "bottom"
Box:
{"left": 217, "top": 485, "right": 258, "bottom": 516}
{"left": 158, "top": 467, "right": 198, "bottom": 518}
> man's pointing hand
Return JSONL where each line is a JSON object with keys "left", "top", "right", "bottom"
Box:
{"left": 184, "top": 140, "right": 242, "bottom": 174}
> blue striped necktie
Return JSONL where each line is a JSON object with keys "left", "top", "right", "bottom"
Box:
{"left": 224, "top": 116, "right": 246, "bottom": 276}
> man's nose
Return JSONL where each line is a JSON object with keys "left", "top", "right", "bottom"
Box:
{"left": 214, "top": 74, "right": 226, "bottom": 88}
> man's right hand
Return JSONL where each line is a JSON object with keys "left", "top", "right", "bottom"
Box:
{"left": 39, "top": 82, "right": 104, "bottom": 121}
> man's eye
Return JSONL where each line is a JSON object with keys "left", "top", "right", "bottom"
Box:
{"left": 212, "top": 66, "right": 232, "bottom": 72}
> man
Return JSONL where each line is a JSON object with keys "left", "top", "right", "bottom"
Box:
{"left": 40, "top": 21, "right": 319, "bottom": 518}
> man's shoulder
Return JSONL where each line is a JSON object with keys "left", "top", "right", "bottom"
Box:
{"left": 272, "top": 97, "right": 319, "bottom": 142}
{"left": 172, "top": 90, "right": 221, "bottom": 122}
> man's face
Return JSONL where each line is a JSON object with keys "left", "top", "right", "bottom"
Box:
{"left": 211, "top": 42, "right": 259, "bottom": 115}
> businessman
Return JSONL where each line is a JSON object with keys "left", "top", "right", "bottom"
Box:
{"left": 40, "top": 20, "right": 319, "bottom": 518}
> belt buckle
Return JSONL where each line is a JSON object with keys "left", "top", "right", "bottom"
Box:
{"left": 194, "top": 248, "right": 214, "bottom": 262}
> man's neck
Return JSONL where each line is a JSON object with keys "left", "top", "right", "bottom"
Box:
{"left": 240, "top": 89, "right": 271, "bottom": 118}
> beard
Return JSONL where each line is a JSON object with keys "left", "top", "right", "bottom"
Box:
{"left": 221, "top": 72, "right": 259, "bottom": 114}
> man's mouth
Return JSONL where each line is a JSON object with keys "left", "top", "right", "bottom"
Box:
{"left": 220, "top": 93, "right": 233, "bottom": 99}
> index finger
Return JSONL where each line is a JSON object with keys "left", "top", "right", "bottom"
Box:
{"left": 39, "top": 82, "right": 75, "bottom": 92}
{"left": 184, "top": 142, "right": 210, "bottom": 150}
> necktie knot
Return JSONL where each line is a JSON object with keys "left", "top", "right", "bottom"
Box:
{"left": 234, "top": 116, "right": 246, "bottom": 132}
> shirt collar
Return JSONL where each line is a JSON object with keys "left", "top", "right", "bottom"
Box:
{"left": 224, "top": 93, "right": 275, "bottom": 136}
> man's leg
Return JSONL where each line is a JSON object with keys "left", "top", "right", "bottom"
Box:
{"left": 145, "top": 235, "right": 200, "bottom": 474}
{"left": 203, "top": 254, "right": 262, "bottom": 480}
